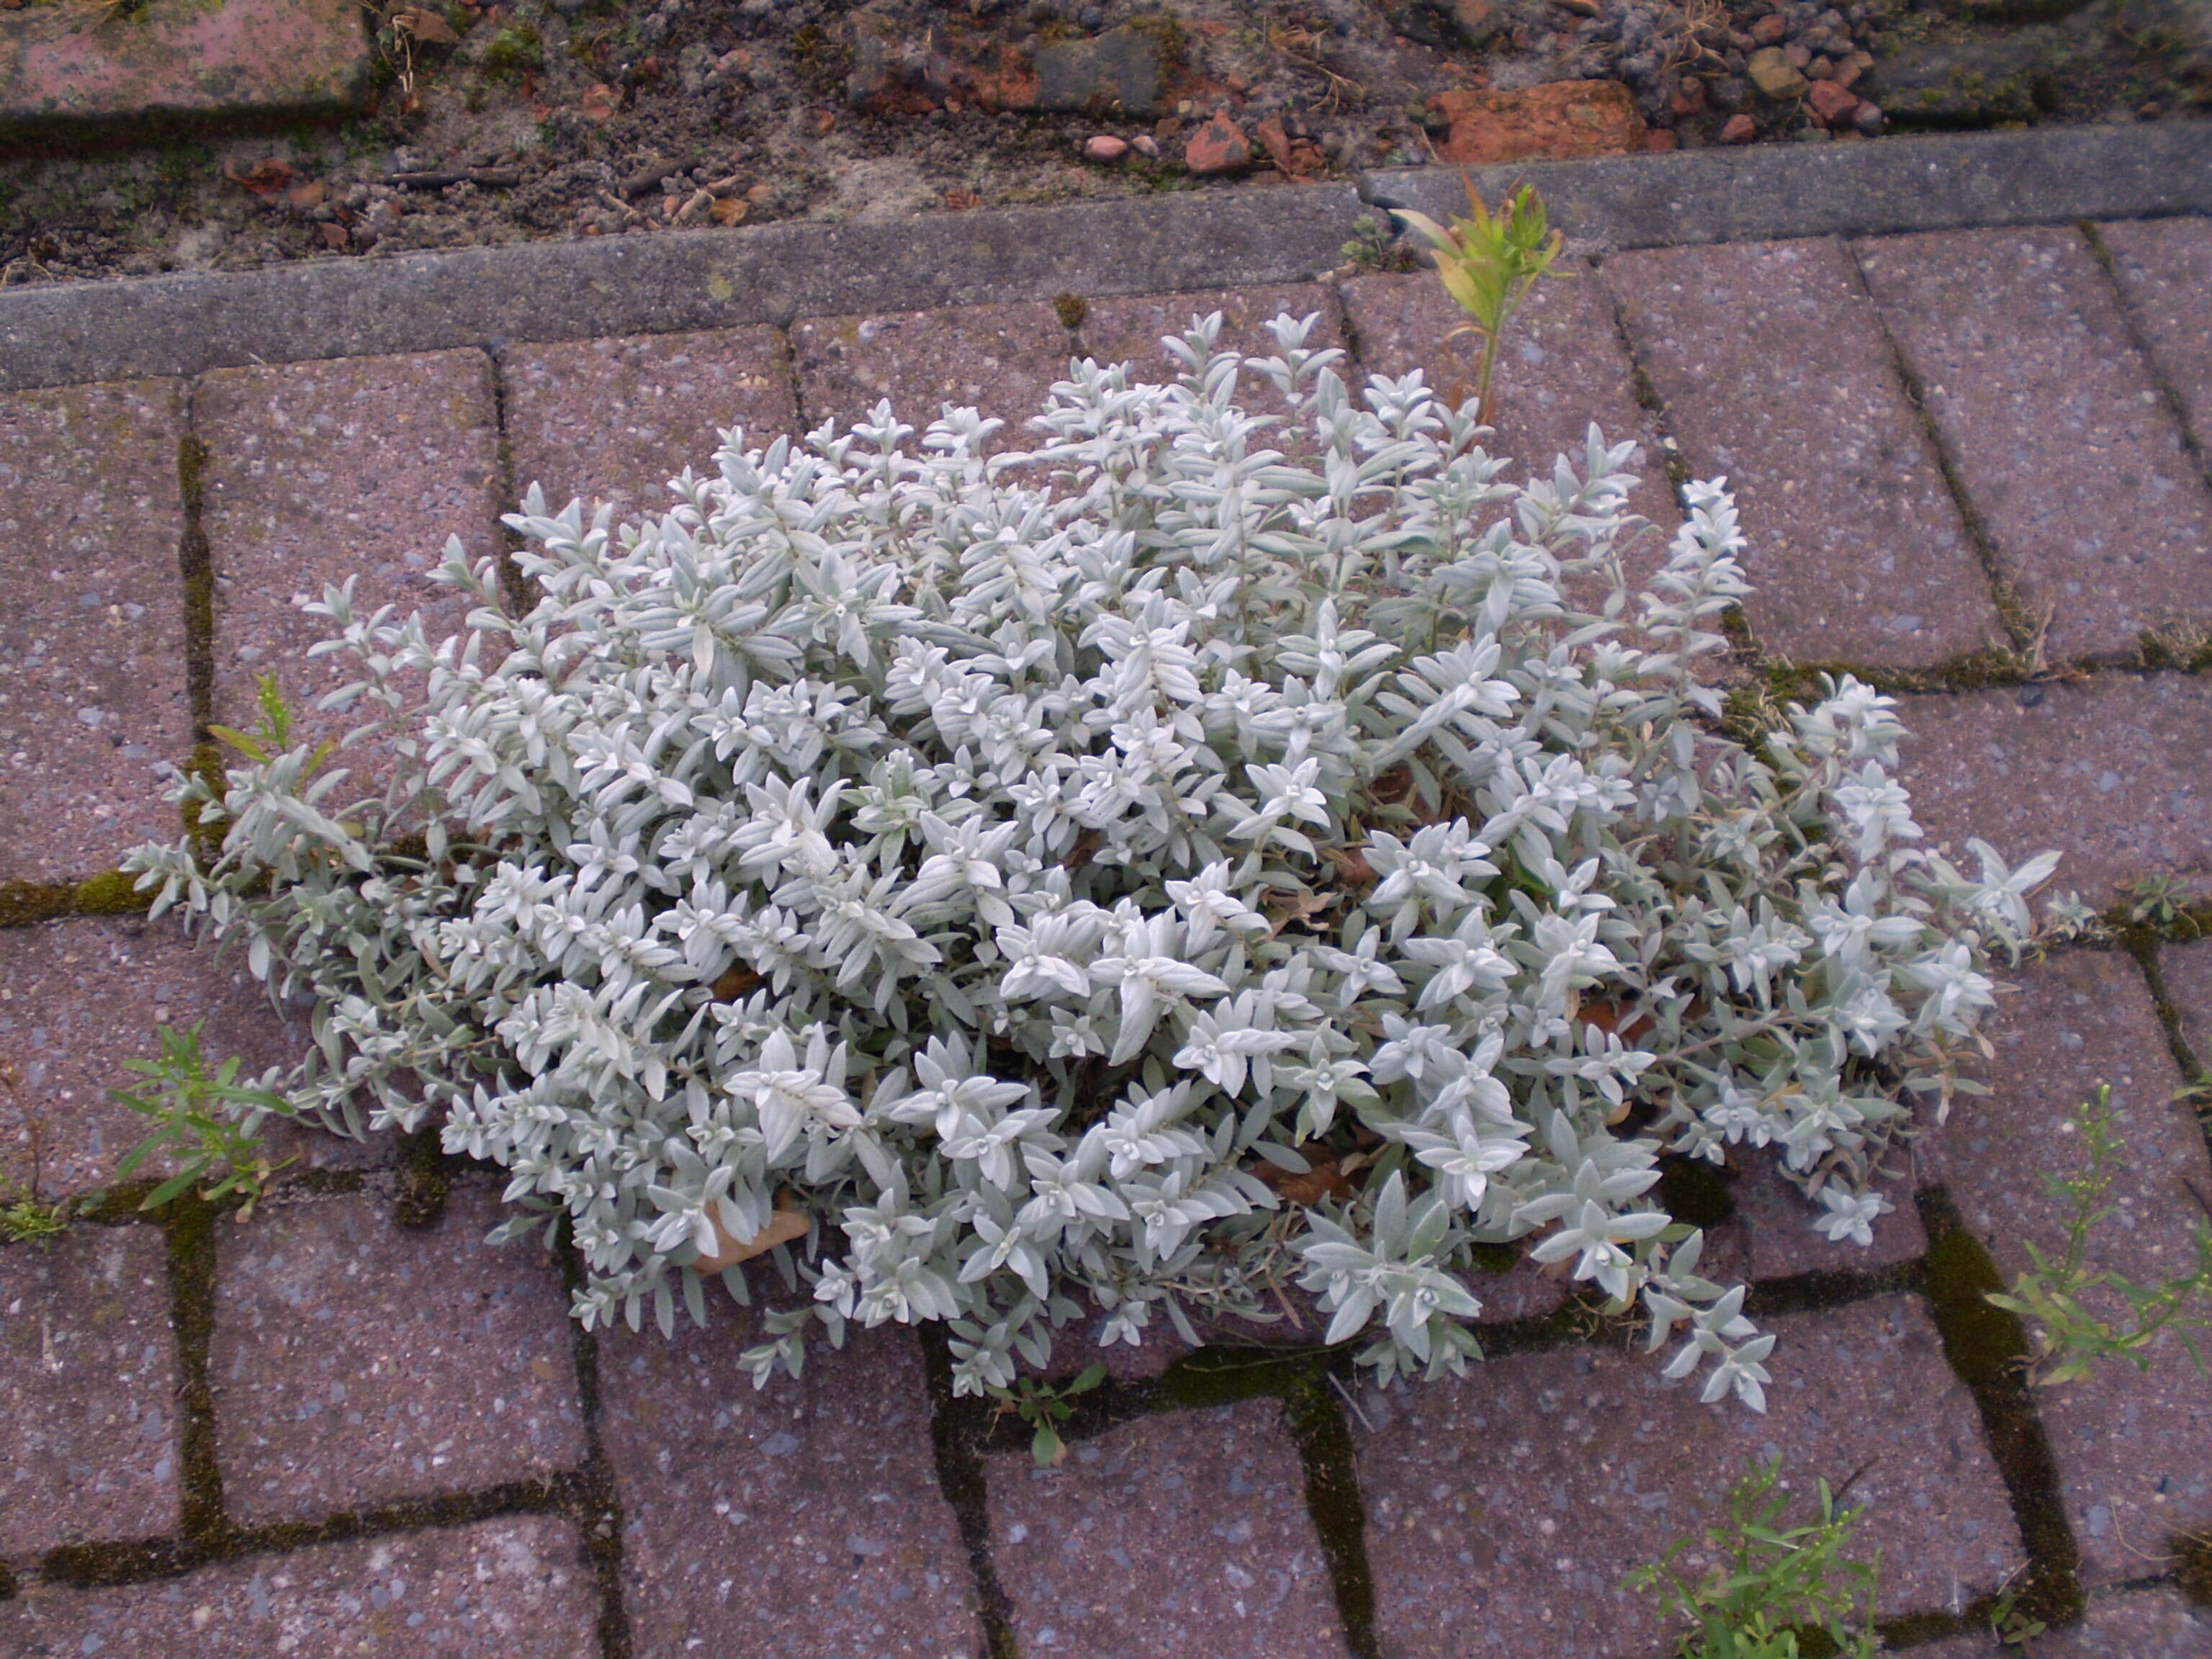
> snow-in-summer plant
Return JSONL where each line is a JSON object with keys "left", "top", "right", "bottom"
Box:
{"left": 127, "top": 313, "right": 2057, "bottom": 1407}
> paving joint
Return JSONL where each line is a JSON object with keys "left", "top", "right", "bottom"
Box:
{"left": 1842, "top": 238, "right": 2038, "bottom": 662}
{"left": 1283, "top": 1375, "right": 1381, "bottom": 1659}
{"left": 919, "top": 1328, "right": 1023, "bottom": 1659}
{"left": 2080, "top": 218, "right": 2212, "bottom": 508}
{"left": 1914, "top": 1184, "right": 2085, "bottom": 1631}
{"left": 555, "top": 1235, "right": 635, "bottom": 1659}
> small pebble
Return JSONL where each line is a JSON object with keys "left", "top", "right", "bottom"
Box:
{"left": 1083, "top": 134, "right": 1130, "bottom": 162}
{"left": 1719, "top": 112, "right": 1756, "bottom": 143}
{"left": 1130, "top": 133, "right": 1160, "bottom": 158}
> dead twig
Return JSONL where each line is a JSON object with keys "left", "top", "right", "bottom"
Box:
{"left": 385, "top": 168, "right": 523, "bottom": 189}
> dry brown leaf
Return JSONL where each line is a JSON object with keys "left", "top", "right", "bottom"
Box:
{"left": 695, "top": 1198, "right": 809, "bottom": 1272}
{"left": 580, "top": 82, "right": 621, "bottom": 122}
{"left": 1319, "top": 845, "right": 1376, "bottom": 887}
{"left": 943, "top": 186, "right": 982, "bottom": 211}
{"left": 1575, "top": 998, "right": 1655, "bottom": 1044}
{"left": 1262, "top": 887, "right": 1331, "bottom": 937}
{"left": 222, "top": 158, "right": 294, "bottom": 198}
{"left": 711, "top": 963, "right": 763, "bottom": 1001}
{"left": 1249, "top": 1152, "right": 1359, "bottom": 1207}
{"left": 390, "top": 5, "right": 460, "bottom": 44}
{"left": 707, "top": 195, "right": 748, "bottom": 226}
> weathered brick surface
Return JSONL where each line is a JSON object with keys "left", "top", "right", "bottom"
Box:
{"left": 1928, "top": 949, "right": 2212, "bottom": 1585}
{"left": 2098, "top": 217, "right": 2212, "bottom": 449}
{"left": 598, "top": 1316, "right": 980, "bottom": 1658}
{"left": 791, "top": 301, "right": 1072, "bottom": 449}
{"left": 194, "top": 350, "right": 503, "bottom": 768}
{"left": 1357, "top": 1295, "right": 2020, "bottom": 1656}
{"left": 0, "top": 915, "right": 385, "bottom": 1196}
{"left": 1894, "top": 677, "right": 2212, "bottom": 913}
{"left": 0, "top": 0, "right": 371, "bottom": 127}
{"left": 1340, "top": 265, "right": 1679, "bottom": 595}
{"left": 1855, "top": 228, "right": 2212, "bottom": 662}
{"left": 1730, "top": 1156, "right": 1925, "bottom": 1282}
{"left": 989, "top": 1398, "right": 1344, "bottom": 1658}
{"left": 209, "top": 1186, "right": 585, "bottom": 1524}
{"left": 1608, "top": 238, "right": 2000, "bottom": 666}
{"left": 503, "top": 326, "right": 797, "bottom": 526}
{"left": 0, "top": 1516, "right": 598, "bottom": 1656}
{"left": 2031, "top": 1590, "right": 2212, "bottom": 1657}
{"left": 0, "top": 1222, "right": 176, "bottom": 1560}
{"left": 0, "top": 379, "right": 191, "bottom": 885}
{"left": 1076, "top": 282, "right": 1344, "bottom": 417}
{"left": 1902, "top": 1590, "right": 2212, "bottom": 1658}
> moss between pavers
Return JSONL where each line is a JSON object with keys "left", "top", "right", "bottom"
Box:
{"left": 0, "top": 870, "right": 153, "bottom": 927}
{"left": 1917, "top": 1187, "right": 2086, "bottom": 1629}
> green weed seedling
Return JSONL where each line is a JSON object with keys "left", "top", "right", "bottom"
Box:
{"left": 0, "top": 1058, "right": 69, "bottom": 1245}
{"left": 1627, "top": 1456, "right": 1881, "bottom": 1659}
{"left": 989, "top": 1363, "right": 1107, "bottom": 1468}
{"left": 1392, "top": 175, "right": 1565, "bottom": 426}
{"left": 113, "top": 1022, "right": 297, "bottom": 1220}
{"left": 1985, "top": 1083, "right": 2212, "bottom": 1387}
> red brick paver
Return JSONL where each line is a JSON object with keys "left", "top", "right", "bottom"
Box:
{"left": 598, "top": 1317, "right": 981, "bottom": 1659}
{"left": 0, "top": 1515, "right": 598, "bottom": 1657}
{"left": 1340, "top": 264, "right": 1679, "bottom": 598}
{"left": 0, "top": 0, "right": 371, "bottom": 127}
{"left": 194, "top": 350, "right": 504, "bottom": 773}
{"left": 0, "top": 379, "right": 191, "bottom": 885}
{"left": 1357, "top": 1295, "right": 2021, "bottom": 1656}
{"left": 1895, "top": 676, "right": 2212, "bottom": 914}
{"left": 989, "top": 1398, "right": 1345, "bottom": 1659}
{"left": 2098, "top": 217, "right": 2212, "bottom": 452}
{"left": 790, "top": 301, "right": 1073, "bottom": 450}
{"left": 1928, "top": 950, "right": 2212, "bottom": 1586}
{"left": 1608, "top": 238, "right": 2000, "bottom": 667}
{"left": 0, "top": 1222, "right": 176, "bottom": 1561}
{"left": 1855, "top": 228, "right": 2212, "bottom": 664}
{"left": 503, "top": 327, "right": 797, "bottom": 526}
{"left": 208, "top": 1186, "right": 586, "bottom": 1524}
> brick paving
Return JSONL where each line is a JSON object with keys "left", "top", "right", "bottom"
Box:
{"left": 989, "top": 1399, "right": 1340, "bottom": 1659}
{"left": 1, "top": 210, "right": 2210, "bottom": 1658}
{"left": 0, "top": 1223, "right": 176, "bottom": 1559}
{"left": 1855, "top": 228, "right": 2212, "bottom": 665}
{"left": 1607, "top": 238, "right": 2000, "bottom": 667}
{"left": 207, "top": 1185, "right": 586, "bottom": 1525}
{"left": 0, "top": 379, "right": 192, "bottom": 885}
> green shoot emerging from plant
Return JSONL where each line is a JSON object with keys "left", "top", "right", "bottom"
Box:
{"left": 989, "top": 1363, "right": 1107, "bottom": 1467}
{"left": 1985, "top": 1083, "right": 2212, "bottom": 1387}
{"left": 1627, "top": 1457, "right": 1881, "bottom": 1659}
{"left": 114, "top": 1023, "right": 297, "bottom": 1220}
{"left": 1339, "top": 212, "right": 1416, "bottom": 274}
{"left": 1393, "top": 176, "right": 1565, "bottom": 427}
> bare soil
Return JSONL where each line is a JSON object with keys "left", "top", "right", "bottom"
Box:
{"left": 0, "top": 0, "right": 2203, "bottom": 287}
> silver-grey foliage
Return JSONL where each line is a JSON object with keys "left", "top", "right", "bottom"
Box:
{"left": 130, "top": 315, "right": 2054, "bottom": 1407}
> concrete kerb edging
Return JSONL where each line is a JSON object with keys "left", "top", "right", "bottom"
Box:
{"left": 1365, "top": 119, "right": 2212, "bottom": 251}
{"left": 0, "top": 121, "right": 2206, "bottom": 394}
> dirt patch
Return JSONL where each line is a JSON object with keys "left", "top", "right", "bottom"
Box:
{"left": 0, "top": 0, "right": 2204, "bottom": 287}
